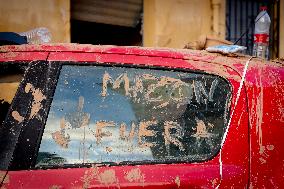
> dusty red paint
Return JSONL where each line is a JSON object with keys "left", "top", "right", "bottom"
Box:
{"left": 0, "top": 51, "right": 48, "bottom": 61}
{"left": 245, "top": 62, "right": 284, "bottom": 187}
{"left": 0, "top": 44, "right": 283, "bottom": 188}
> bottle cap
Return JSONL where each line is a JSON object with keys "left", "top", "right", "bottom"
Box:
{"left": 260, "top": 6, "right": 267, "bottom": 11}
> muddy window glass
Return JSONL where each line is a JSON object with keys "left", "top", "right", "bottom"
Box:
{"left": 0, "top": 63, "right": 26, "bottom": 127}
{"left": 36, "top": 65, "right": 231, "bottom": 167}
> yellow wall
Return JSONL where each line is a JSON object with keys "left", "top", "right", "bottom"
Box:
{"left": 0, "top": 0, "right": 70, "bottom": 43}
{"left": 143, "top": 0, "right": 226, "bottom": 48}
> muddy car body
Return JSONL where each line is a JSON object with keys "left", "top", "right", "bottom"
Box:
{"left": 0, "top": 44, "right": 283, "bottom": 188}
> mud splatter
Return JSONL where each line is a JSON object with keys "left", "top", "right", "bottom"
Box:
{"left": 97, "top": 169, "right": 118, "bottom": 185}
{"left": 252, "top": 67, "right": 265, "bottom": 156}
{"left": 259, "top": 157, "right": 267, "bottom": 164}
{"left": 101, "top": 72, "right": 111, "bottom": 97}
{"left": 267, "top": 145, "right": 274, "bottom": 151}
{"left": 49, "top": 185, "right": 62, "bottom": 189}
{"left": 95, "top": 121, "right": 115, "bottom": 144}
{"left": 0, "top": 52, "right": 20, "bottom": 59}
{"left": 192, "top": 118, "right": 211, "bottom": 138}
{"left": 130, "top": 76, "right": 143, "bottom": 101}
{"left": 25, "top": 83, "right": 46, "bottom": 120}
{"left": 138, "top": 120, "right": 157, "bottom": 147}
{"left": 144, "top": 76, "right": 185, "bottom": 103}
{"left": 164, "top": 121, "right": 184, "bottom": 151}
{"left": 249, "top": 182, "right": 254, "bottom": 189}
{"left": 125, "top": 168, "right": 145, "bottom": 183}
{"left": 11, "top": 110, "right": 24, "bottom": 123}
{"left": 175, "top": 176, "right": 180, "bottom": 188}
{"left": 119, "top": 122, "right": 136, "bottom": 141}
{"left": 101, "top": 72, "right": 130, "bottom": 97}
{"left": 106, "top": 147, "right": 112, "bottom": 153}
{"left": 113, "top": 73, "right": 130, "bottom": 96}
{"left": 185, "top": 58, "right": 240, "bottom": 81}
{"left": 211, "top": 178, "right": 219, "bottom": 188}
{"left": 52, "top": 131, "right": 70, "bottom": 148}
{"left": 1, "top": 172, "right": 9, "bottom": 184}
{"left": 82, "top": 114, "right": 91, "bottom": 128}
{"left": 81, "top": 167, "right": 99, "bottom": 189}
{"left": 155, "top": 102, "right": 170, "bottom": 109}
{"left": 0, "top": 171, "right": 5, "bottom": 182}
{"left": 60, "top": 117, "right": 66, "bottom": 130}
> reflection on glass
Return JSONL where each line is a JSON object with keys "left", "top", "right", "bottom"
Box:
{"left": 36, "top": 65, "right": 231, "bottom": 167}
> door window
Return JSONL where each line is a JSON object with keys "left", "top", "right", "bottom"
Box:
{"left": 36, "top": 65, "right": 231, "bottom": 167}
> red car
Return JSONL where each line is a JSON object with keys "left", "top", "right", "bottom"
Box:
{"left": 0, "top": 44, "right": 283, "bottom": 188}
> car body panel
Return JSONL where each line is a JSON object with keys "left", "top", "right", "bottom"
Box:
{"left": 0, "top": 44, "right": 283, "bottom": 188}
{"left": 0, "top": 52, "right": 48, "bottom": 61}
{"left": 245, "top": 63, "right": 284, "bottom": 187}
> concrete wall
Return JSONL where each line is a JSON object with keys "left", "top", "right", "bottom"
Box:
{"left": 143, "top": 0, "right": 226, "bottom": 48}
{"left": 0, "top": 0, "right": 70, "bottom": 43}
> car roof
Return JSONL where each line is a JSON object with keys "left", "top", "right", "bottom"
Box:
{"left": 0, "top": 43, "right": 283, "bottom": 76}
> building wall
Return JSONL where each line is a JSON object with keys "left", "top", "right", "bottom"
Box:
{"left": 0, "top": 0, "right": 70, "bottom": 43}
{"left": 143, "top": 0, "right": 226, "bottom": 48}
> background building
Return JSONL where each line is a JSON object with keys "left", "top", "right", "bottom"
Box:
{"left": 0, "top": 0, "right": 283, "bottom": 58}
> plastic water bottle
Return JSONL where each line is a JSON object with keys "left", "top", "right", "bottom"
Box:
{"left": 19, "top": 27, "right": 51, "bottom": 44}
{"left": 252, "top": 6, "right": 271, "bottom": 60}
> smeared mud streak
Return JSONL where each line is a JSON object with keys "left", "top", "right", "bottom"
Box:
{"left": 125, "top": 168, "right": 145, "bottom": 183}
{"left": 119, "top": 122, "right": 136, "bottom": 141}
{"left": 192, "top": 118, "right": 211, "bottom": 139}
{"left": 11, "top": 111, "right": 24, "bottom": 123}
{"left": 81, "top": 167, "right": 99, "bottom": 189}
{"left": 49, "top": 185, "right": 62, "bottom": 189}
{"left": 52, "top": 131, "right": 69, "bottom": 148}
{"left": 0, "top": 171, "right": 9, "bottom": 184}
{"left": 164, "top": 121, "right": 184, "bottom": 151}
{"left": 105, "top": 147, "right": 112, "bottom": 153}
{"left": 175, "top": 176, "right": 180, "bottom": 188}
{"left": 95, "top": 121, "right": 115, "bottom": 144}
{"left": 138, "top": 121, "right": 157, "bottom": 147}
{"left": 255, "top": 67, "right": 264, "bottom": 155}
{"left": 97, "top": 169, "right": 118, "bottom": 185}
{"left": 25, "top": 83, "right": 46, "bottom": 120}
{"left": 216, "top": 57, "right": 252, "bottom": 188}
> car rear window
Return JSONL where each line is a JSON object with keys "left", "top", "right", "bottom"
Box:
{"left": 36, "top": 64, "right": 231, "bottom": 167}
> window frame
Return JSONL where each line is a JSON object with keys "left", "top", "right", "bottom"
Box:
{"left": 0, "top": 61, "right": 60, "bottom": 171}
{"left": 0, "top": 61, "right": 28, "bottom": 127}
{"left": 31, "top": 61, "right": 233, "bottom": 170}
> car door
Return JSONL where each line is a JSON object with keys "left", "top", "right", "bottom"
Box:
{"left": 1, "top": 51, "right": 249, "bottom": 188}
